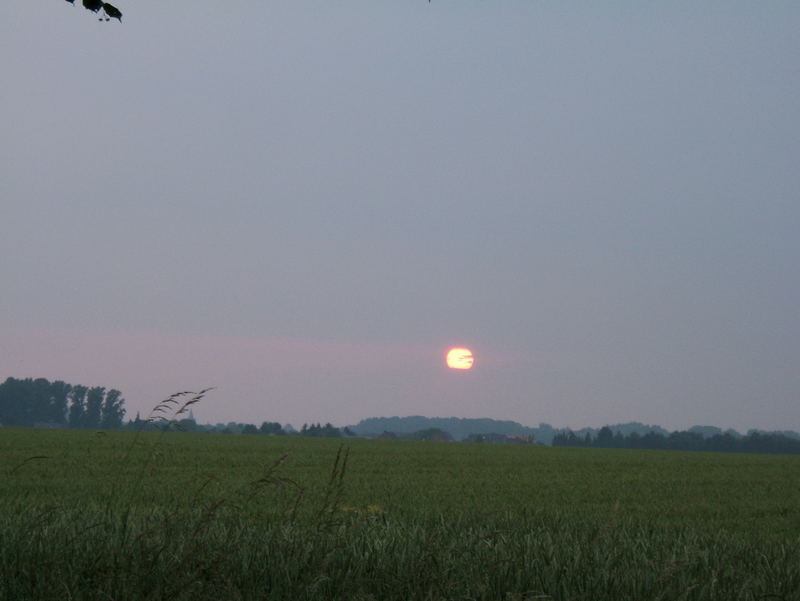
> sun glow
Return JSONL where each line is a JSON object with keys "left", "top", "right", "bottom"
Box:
{"left": 446, "top": 347, "right": 474, "bottom": 370}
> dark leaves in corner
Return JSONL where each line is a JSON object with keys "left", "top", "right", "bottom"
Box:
{"left": 66, "top": 0, "right": 123, "bottom": 23}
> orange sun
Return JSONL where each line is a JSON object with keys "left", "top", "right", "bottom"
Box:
{"left": 446, "top": 347, "right": 474, "bottom": 370}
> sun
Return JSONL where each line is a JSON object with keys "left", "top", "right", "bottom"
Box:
{"left": 446, "top": 347, "right": 474, "bottom": 370}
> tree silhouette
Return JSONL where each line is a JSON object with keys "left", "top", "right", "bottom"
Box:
{"left": 0, "top": 378, "right": 127, "bottom": 429}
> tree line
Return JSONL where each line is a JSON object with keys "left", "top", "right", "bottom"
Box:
{"left": 350, "top": 416, "right": 547, "bottom": 441}
{"left": 552, "top": 426, "right": 800, "bottom": 455}
{"left": 205, "top": 421, "right": 352, "bottom": 437}
{"left": 0, "top": 377, "right": 126, "bottom": 429}
{"left": 124, "top": 415, "right": 355, "bottom": 437}
{"left": 3, "top": 377, "right": 798, "bottom": 455}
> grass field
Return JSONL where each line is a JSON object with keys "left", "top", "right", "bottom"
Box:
{"left": 1, "top": 427, "right": 798, "bottom": 600}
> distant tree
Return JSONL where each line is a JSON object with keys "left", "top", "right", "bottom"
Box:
{"left": 549, "top": 425, "right": 800, "bottom": 455}
{"left": 1, "top": 377, "right": 39, "bottom": 425}
{"left": 0, "top": 378, "right": 126, "bottom": 429}
{"left": 242, "top": 424, "right": 259, "bottom": 435}
{"left": 303, "top": 423, "right": 324, "bottom": 437}
{"left": 595, "top": 426, "right": 614, "bottom": 448}
{"left": 640, "top": 431, "right": 666, "bottom": 449}
{"left": 708, "top": 433, "right": 738, "bottom": 452}
{"left": 552, "top": 430, "right": 583, "bottom": 447}
{"left": 667, "top": 431, "right": 704, "bottom": 451}
{"left": 626, "top": 431, "right": 641, "bottom": 449}
{"left": 351, "top": 415, "right": 542, "bottom": 441}
{"left": 31, "top": 378, "right": 53, "bottom": 424}
{"left": 68, "top": 385, "right": 88, "bottom": 428}
{"left": 412, "top": 428, "right": 453, "bottom": 442}
{"left": 259, "top": 421, "right": 284, "bottom": 435}
{"left": 321, "top": 423, "right": 342, "bottom": 437}
{"left": 759, "top": 433, "right": 800, "bottom": 453}
{"left": 0, "top": 377, "right": 54, "bottom": 426}
{"left": 175, "top": 418, "right": 197, "bottom": 432}
{"left": 49, "top": 380, "right": 71, "bottom": 424}
{"left": 465, "top": 432, "right": 534, "bottom": 445}
{"left": 0, "top": 378, "right": 24, "bottom": 425}
{"left": 688, "top": 425, "right": 723, "bottom": 438}
{"left": 83, "top": 387, "right": 105, "bottom": 429}
{"left": 100, "top": 389, "right": 126, "bottom": 429}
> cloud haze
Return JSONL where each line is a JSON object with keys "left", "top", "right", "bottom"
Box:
{"left": 2, "top": 1, "right": 798, "bottom": 432}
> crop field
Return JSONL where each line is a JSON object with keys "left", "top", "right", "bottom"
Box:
{"left": 0, "top": 427, "right": 798, "bottom": 601}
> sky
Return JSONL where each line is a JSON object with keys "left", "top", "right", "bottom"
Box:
{"left": 2, "top": 1, "right": 799, "bottom": 433}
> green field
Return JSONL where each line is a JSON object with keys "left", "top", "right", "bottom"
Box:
{"left": 1, "top": 428, "right": 798, "bottom": 600}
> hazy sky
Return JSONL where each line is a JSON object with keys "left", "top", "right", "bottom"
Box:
{"left": 2, "top": 1, "right": 799, "bottom": 432}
